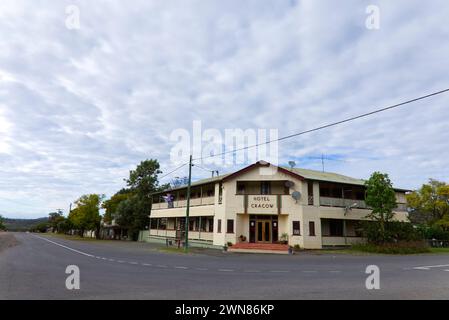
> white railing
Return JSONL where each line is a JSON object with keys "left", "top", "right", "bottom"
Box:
{"left": 152, "top": 196, "right": 215, "bottom": 210}
{"left": 319, "top": 197, "right": 368, "bottom": 209}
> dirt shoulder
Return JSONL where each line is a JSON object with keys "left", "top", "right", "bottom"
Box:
{"left": 0, "top": 232, "right": 19, "bottom": 253}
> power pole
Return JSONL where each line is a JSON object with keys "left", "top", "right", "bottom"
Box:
{"left": 184, "top": 155, "right": 193, "bottom": 252}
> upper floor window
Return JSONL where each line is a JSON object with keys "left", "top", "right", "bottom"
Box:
{"left": 237, "top": 182, "right": 246, "bottom": 195}
{"left": 260, "top": 181, "right": 271, "bottom": 195}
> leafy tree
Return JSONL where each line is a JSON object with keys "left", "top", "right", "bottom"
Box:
{"left": 48, "top": 210, "right": 65, "bottom": 233}
{"left": 102, "top": 189, "right": 132, "bottom": 224}
{"left": 407, "top": 179, "right": 449, "bottom": 229}
{"left": 364, "top": 172, "right": 397, "bottom": 243}
{"left": 115, "top": 159, "right": 164, "bottom": 240}
{"left": 30, "top": 222, "right": 49, "bottom": 233}
{"left": 0, "top": 215, "right": 5, "bottom": 230}
{"left": 68, "top": 194, "right": 104, "bottom": 237}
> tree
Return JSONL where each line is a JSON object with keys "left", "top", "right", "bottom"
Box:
{"left": 407, "top": 179, "right": 449, "bottom": 228}
{"left": 48, "top": 210, "right": 65, "bottom": 233}
{"left": 102, "top": 189, "right": 132, "bottom": 224}
{"left": 115, "top": 159, "right": 164, "bottom": 240}
{"left": 68, "top": 194, "right": 104, "bottom": 238}
{"left": 364, "top": 172, "right": 398, "bottom": 243}
{"left": 0, "top": 215, "right": 5, "bottom": 230}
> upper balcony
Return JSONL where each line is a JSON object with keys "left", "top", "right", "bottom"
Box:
{"left": 151, "top": 182, "right": 217, "bottom": 211}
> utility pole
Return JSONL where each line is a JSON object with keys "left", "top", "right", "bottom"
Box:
{"left": 184, "top": 155, "right": 193, "bottom": 252}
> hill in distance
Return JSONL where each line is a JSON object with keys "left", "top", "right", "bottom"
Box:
{"left": 3, "top": 217, "right": 48, "bottom": 231}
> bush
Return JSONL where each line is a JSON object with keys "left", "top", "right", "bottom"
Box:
{"left": 293, "top": 244, "right": 301, "bottom": 251}
{"left": 352, "top": 241, "right": 430, "bottom": 254}
{"left": 361, "top": 221, "right": 423, "bottom": 244}
{"left": 416, "top": 225, "right": 449, "bottom": 240}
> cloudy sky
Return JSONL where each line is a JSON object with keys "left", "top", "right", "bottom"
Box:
{"left": 1, "top": 0, "right": 448, "bottom": 218}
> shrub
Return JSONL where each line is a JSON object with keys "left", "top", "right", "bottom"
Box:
{"left": 352, "top": 241, "right": 430, "bottom": 254}
{"left": 293, "top": 244, "right": 301, "bottom": 251}
{"left": 416, "top": 225, "right": 449, "bottom": 240}
{"left": 361, "top": 221, "right": 423, "bottom": 244}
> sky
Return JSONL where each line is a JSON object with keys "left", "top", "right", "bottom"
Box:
{"left": 1, "top": 0, "right": 448, "bottom": 218}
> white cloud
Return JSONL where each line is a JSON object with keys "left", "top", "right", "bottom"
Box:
{"left": 0, "top": 0, "right": 448, "bottom": 218}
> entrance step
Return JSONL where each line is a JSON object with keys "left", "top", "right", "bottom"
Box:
{"left": 228, "top": 243, "right": 289, "bottom": 254}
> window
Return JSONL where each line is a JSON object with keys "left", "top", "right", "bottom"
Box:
{"left": 208, "top": 218, "right": 214, "bottom": 232}
{"left": 260, "top": 181, "right": 271, "bottom": 195}
{"left": 329, "top": 220, "right": 343, "bottom": 236}
{"left": 292, "top": 221, "right": 301, "bottom": 235}
{"left": 227, "top": 219, "right": 234, "bottom": 233}
{"left": 217, "top": 219, "right": 222, "bottom": 233}
{"left": 199, "top": 217, "right": 207, "bottom": 232}
{"left": 237, "top": 182, "right": 246, "bottom": 195}
{"left": 150, "top": 218, "right": 158, "bottom": 229}
{"left": 309, "top": 221, "right": 316, "bottom": 236}
{"left": 308, "top": 181, "right": 314, "bottom": 205}
{"left": 159, "top": 218, "right": 167, "bottom": 230}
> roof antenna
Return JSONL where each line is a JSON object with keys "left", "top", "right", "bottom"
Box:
{"left": 321, "top": 154, "right": 325, "bottom": 172}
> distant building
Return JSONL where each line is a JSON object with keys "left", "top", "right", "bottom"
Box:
{"left": 148, "top": 161, "right": 409, "bottom": 249}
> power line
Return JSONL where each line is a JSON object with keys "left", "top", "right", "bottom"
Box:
{"left": 158, "top": 163, "right": 187, "bottom": 180}
{"left": 193, "top": 87, "right": 449, "bottom": 161}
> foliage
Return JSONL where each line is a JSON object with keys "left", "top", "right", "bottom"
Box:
{"left": 102, "top": 189, "right": 132, "bottom": 224}
{"left": 407, "top": 179, "right": 449, "bottom": 228}
{"left": 352, "top": 242, "right": 430, "bottom": 254}
{"left": 361, "top": 221, "right": 423, "bottom": 244}
{"left": 416, "top": 224, "right": 449, "bottom": 240}
{"left": 364, "top": 172, "right": 397, "bottom": 242}
{"left": 30, "top": 222, "right": 49, "bottom": 233}
{"left": 48, "top": 210, "right": 65, "bottom": 233}
{"left": 114, "top": 159, "right": 164, "bottom": 240}
{"left": 68, "top": 194, "right": 104, "bottom": 237}
{"left": 0, "top": 215, "right": 5, "bottom": 230}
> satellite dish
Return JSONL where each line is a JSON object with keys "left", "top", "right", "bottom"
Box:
{"left": 284, "top": 180, "right": 294, "bottom": 188}
{"left": 291, "top": 191, "right": 301, "bottom": 201}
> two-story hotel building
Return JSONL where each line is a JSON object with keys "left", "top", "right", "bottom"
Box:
{"left": 148, "top": 161, "right": 409, "bottom": 249}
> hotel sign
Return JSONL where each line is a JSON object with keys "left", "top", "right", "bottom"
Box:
{"left": 244, "top": 195, "right": 281, "bottom": 214}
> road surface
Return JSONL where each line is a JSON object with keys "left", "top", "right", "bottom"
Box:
{"left": 1, "top": 232, "right": 448, "bottom": 299}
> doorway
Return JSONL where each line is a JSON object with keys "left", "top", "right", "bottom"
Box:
{"left": 256, "top": 220, "right": 271, "bottom": 243}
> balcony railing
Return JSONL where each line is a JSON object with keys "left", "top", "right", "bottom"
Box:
{"left": 319, "top": 197, "right": 407, "bottom": 211}
{"left": 319, "top": 197, "right": 368, "bottom": 209}
{"left": 152, "top": 196, "right": 215, "bottom": 210}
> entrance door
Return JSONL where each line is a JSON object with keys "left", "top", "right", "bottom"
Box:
{"left": 256, "top": 220, "right": 271, "bottom": 243}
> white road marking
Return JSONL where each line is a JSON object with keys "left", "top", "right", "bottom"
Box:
{"left": 302, "top": 270, "right": 318, "bottom": 273}
{"left": 413, "top": 264, "right": 449, "bottom": 270}
{"left": 142, "top": 263, "right": 152, "bottom": 266}
{"left": 329, "top": 270, "right": 341, "bottom": 273}
{"left": 243, "top": 270, "right": 260, "bottom": 273}
{"left": 218, "top": 269, "right": 234, "bottom": 272}
{"left": 117, "top": 260, "right": 125, "bottom": 263}
{"left": 129, "top": 262, "right": 138, "bottom": 265}
{"left": 175, "top": 266, "right": 188, "bottom": 269}
{"left": 270, "top": 270, "right": 289, "bottom": 273}
{"left": 32, "top": 235, "right": 94, "bottom": 257}
{"left": 444, "top": 269, "right": 449, "bottom": 272}
{"left": 195, "top": 268, "right": 208, "bottom": 271}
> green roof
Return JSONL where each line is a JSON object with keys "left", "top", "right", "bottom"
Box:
{"left": 153, "top": 164, "right": 410, "bottom": 195}
{"left": 281, "top": 167, "right": 366, "bottom": 185}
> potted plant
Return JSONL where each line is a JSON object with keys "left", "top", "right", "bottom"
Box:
{"left": 280, "top": 233, "right": 289, "bottom": 244}
{"left": 239, "top": 235, "right": 247, "bottom": 242}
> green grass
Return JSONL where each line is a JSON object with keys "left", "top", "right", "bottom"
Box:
{"left": 158, "top": 247, "right": 190, "bottom": 254}
{"left": 429, "top": 247, "right": 449, "bottom": 254}
{"left": 39, "top": 233, "right": 101, "bottom": 242}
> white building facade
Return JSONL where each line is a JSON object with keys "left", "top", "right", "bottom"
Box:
{"left": 148, "top": 161, "right": 409, "bottom": 249}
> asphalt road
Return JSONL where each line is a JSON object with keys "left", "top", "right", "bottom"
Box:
{"left": 1, "top": 232, "right": 449, "bottom": 299}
